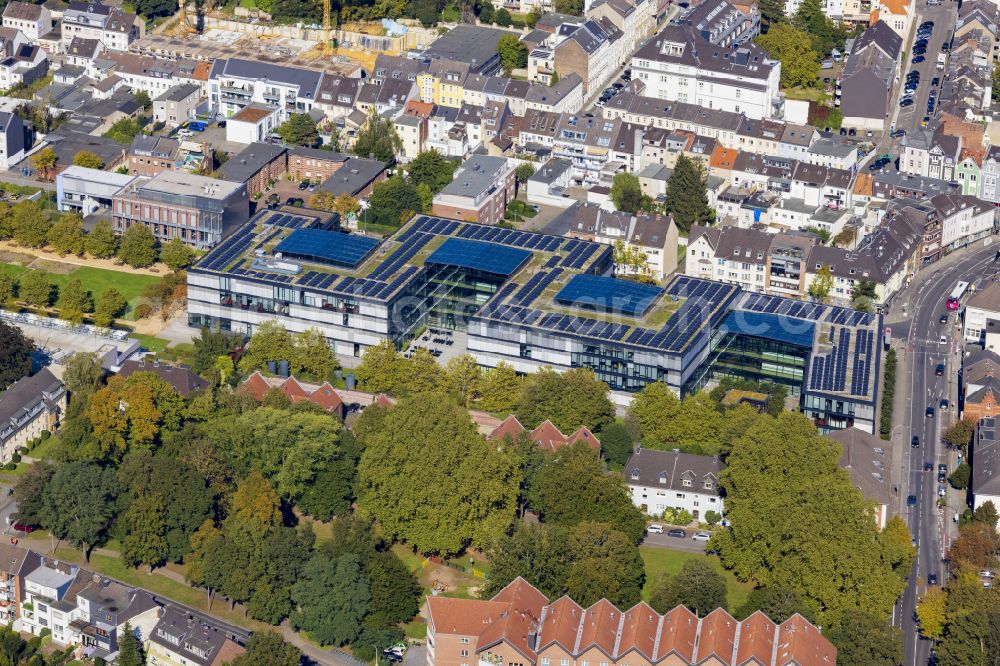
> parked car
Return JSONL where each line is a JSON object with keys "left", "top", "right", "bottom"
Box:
{"left": 912, "top": 435, "right": 920, "bottom": 447}
{"left": 217, "top": 120, "right": 227, "bottom": 128}
{"left": 12, "top": 523, "right": 36, "bottom": 533}
{"left": 929, "top": 572, "right": 939, "bottom": 585}
{"left": 900, "top": 99, "right": 914, "bottom": 108}
{"left": 646, "top": 524, "right": 664, "bottom": 534}
{"left": 285, "top": 197, "right": 304, "bottom": 206}
{"left": 938, "top": 484, "right": 947, "bottom": 498}
{"left": 692, "top": 532, "right": 711, "bottom": 541}
{"left": 924, "top": 461, "right": 934, "bottom": 471}
{"left": 177, "top": 129, "right": 194, "bottom": 138}
{"left": 940, "top": 398, "right": 949, "bottom": 411}
{"left": 940, "top": 314, "right": 948, "bottom": 324}
{"left": 297, "top": 181, "right": 310, "bottom": 191}
{"left": 266, "top": 193, "right": 280, "bottom": 209}
{"left": 912, "top": 55, "right": 925, "bottom": 63}
{"left": 188, "top": 121, "right": 207, "bottom": 132}
{"left": 926, "top": 406, "right": 935, "bottom": 418}
{"left": 979, "top": 570, "right": 996, "bottom": 578}
{"left": 667, "top": 529, "right": 686, "bottom": 538}
{"left": 940, "top": 334, "right": 948, "bottom": 344}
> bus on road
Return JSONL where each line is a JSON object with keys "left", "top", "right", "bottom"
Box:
{"left": 947, "top": 281, "right": 969, "bottom": 310}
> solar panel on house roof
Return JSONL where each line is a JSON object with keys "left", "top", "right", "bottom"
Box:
{"left": 275, "top": 228, "right": 380, "bottom": 268}
{"left": 425, "top": 238, "right": 532, "bottom": 276}
{"left": 555, "top": 274, "right": 663, "bottom": 317}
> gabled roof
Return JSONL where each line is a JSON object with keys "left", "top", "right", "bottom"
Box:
{"left": 735, "top": 611, "right": 777, "bottom": 666}
{"left": 488, "top": 416, "right": 600, "bottom": 451}
{"left": 537, "top": 595, "right": 583, "bottom": 653}
{"left": 973, "top": 417, "right": 1000, "bottom": 496}
{"left": 776, "top": 614, "right": 838, "bottom": 665}
{"left": 851, "top": 20, "right": 903, "bottom": 59}
{"left": 117, "top": 360, "right": 208, "bottom": 396}
{"left": 695, "top": 608, "right": 738, "bottom": 663}
{"left": 966, "top": 376, "right": 1000, "bottom": 406}
{"left": 827, "top": 427, "right": 892, "bottom": 506}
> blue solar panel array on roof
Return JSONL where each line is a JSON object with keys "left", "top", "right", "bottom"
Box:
{"left": 275, "top": 228, "right": 380, "bottom": 268}
{"left": 555, "top": 275, "right": 663, "bottom": 317}
{"left": 718, "top": 311, "right": 816, "bottom": 348}
{"left": 426, "top": 238, "right": 532, "bottom": 276}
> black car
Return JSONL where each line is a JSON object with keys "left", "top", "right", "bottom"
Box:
{"left": 929, "top": 573, "right": 939, "bottom": 585}
{"left": 285, "top": 197, "right": 304, "bottom": 206}
{"left": 912, "top": 435, "right": 920, "bottom": 448}
{"left": 908, "top": 495, "right": 918, "bottom": 506}
{"left": 667, "top": 529, "right": 686, "bottom": 538}
{"left": 927, "top": 406, "right": 935, "bottom": 418}
{"left": 900, "top": 98, "right": 914, "bottom": 107}
{"left": 938, "top": 471, "right": 947, "bottom": 483}
{"left": 936, "top": 363, "right": 945, "bottom": 376}
{"left": 924, "top": 461, "right": 934, "bottom": 471}
{"left": 297, "top": 181, "right": 309, "bottom": 190}
{"left": 217, "top": 120, "right": 227, "bottom": 128}
{"left": 932, "top": 77, "right": 940, "bottom": 86}
{"left": 913, "top": 55, "right": 925, "bottom": 63}
{"left": 940, "top": 314, "right": 948, "bottom": 324}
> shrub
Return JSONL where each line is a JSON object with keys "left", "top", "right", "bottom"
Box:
{"left": 11, "top": 454, "right": 20, "bottom": 464}
{"left": 135, "top": 303, "right": 153, "bottom": 319}
{"left": 39, "top": 430, "right": 50, "bottom": 440}
{"left": 5, "top": 463, "right": 16, "bottom": 470}
{"left": 705, "top": 510, "right": 721, "bottom": 526}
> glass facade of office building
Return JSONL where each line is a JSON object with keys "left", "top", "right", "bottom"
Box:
{"left": 699, "top": 332, "right": 810, "bottom": 395}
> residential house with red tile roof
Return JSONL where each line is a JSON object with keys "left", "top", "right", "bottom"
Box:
{"left": 487, "top": 415, "right": 600, "bottom": 452}
{"left": 239, "top": 371, "right": 344, "bottom": 417}
{"left": 425, "top": 578, "right": 836, "bottom": 666}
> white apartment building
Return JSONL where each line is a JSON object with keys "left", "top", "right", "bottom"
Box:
{"left": 60, "top": 1, "right": 143, "bottom": 51}
{"left": 964, "top": 282, "right": 1000, "bottom": 344}
{"left": 624, "top": 447, "right": 725, "bottom": 521}
{"left": 630, "top": 24, "right": 781, "bottom": 120}
{"left": 21, "top": 560, "right": 79, "bottom": 644}
{"left": 209, "top": 58, "right": 323, "bottom": 122}
{"left": 932, "top": 193, "right": 995, "bottom": 252}
{"left": 1, "top": 2, "right": 52, "bottom": 43}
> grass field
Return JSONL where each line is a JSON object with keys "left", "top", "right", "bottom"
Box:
{"left": 0, "top": 261, "right": 160, "bottom": 319}
{"left": 131, "top": 333, "right": 169, "bottom": 353}
{"left": 640, "top": 546, "right": 754, "bottom": 614}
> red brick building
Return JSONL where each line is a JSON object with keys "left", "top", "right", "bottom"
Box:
{"left": 487, "top": 415, "right": 600, "bottom": 452}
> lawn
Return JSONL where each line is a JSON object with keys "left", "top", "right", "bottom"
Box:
{"left": 131, "top": 333, "right": 169, "bottom": 354}
{"left": 28, "top": 435, "right": 60, "bottom": 461}
{"left": 0, "top": 261, "right": 160, "bottom": 319}
{"left": 640, "top": 546, "right": 754, "bottom": 614}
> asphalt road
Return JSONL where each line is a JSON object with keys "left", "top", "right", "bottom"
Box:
{"left": 642, "top": 530, "right": 709, "bottom": 553}
{"left": 893, "top": 242, "right": 1000, "bottom": 665}
{"left": 880, "top": 0, "right": 958, "bottom": 168}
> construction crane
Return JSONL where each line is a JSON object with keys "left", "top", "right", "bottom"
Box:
{"left": 323, "top": 0, "right": 333, "bottom": 56}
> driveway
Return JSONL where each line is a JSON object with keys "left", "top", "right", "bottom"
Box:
{"left": 642, "top": 531, "right": 709, "bottom": 553}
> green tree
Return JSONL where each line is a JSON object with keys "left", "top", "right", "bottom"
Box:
{"left": 160, "top": 237, "right": 195, "bottom": 271}
{"left": 85, "top": 219, "right": 118, "bottom": 258}
{"left": 192, "top": 327, "right": 236, "bottom": 375}
{"left": 238, "top": 320, "right": 295, "bottom": 373}
{"left": 72, "top": 150, "right": 105, "bottom": 169}
{"left": 943, "top": 418, "right": 975, "bottom": 451}
{"left": 408, "top": 149, "right": 458, "bottom": 193}
{"left": 994, "top": 62, "right": 1000, "bottom": 102}
{"left": 416, "top": 181, "right": 433, "bottom": 213}
{"left": 478, "top": 1, "right": 494, "bottom": 23}
{"left": 649, "top": 558, "right": 728, "bottom": 617}
{"left": 94, "top": 287, "right": 127, "bottom": 328}
{"left": 47, "top": 212, "right": 86, "bottom": 256}
{"left": 104, "top": 117, "right": 144, "bottom": 144}
{"left": 515, "top": 162, "right": 535, "bottom": 184}
{"left": 444, "top": 354, "right": 483, "bottom": 408}
{"left": 737, "top": 586, "right": 816, "bottom": 623}
{"left": 495, "top": 7, "right": 512, "bottom": 25}
{"left": 11, "top": 200, "right": 51, "bottom": 248}
{"left": 119, "top": 492, "right": 170, "bottom": 570}
{"left": 354, "top": 340, "right": 408, "bottom": 394}
{"left": 119, "top": 224, "right": 158, "bottom": 268}
{"left": 498, "top": 34, "right": 528, "bottom": 74}
{"left": 58, "top": 277, "right": 92, "bottom": 324}
{"left": 917, "top": 588, "right": 948, "bottom": 640}
{"left": 291, "top": 554, "right": 370, "bottom": 646}
{"left": 610, "top": 172, "right": 644, "bottom": 214}
{"left": 19, "top": 269, "right": 52, "bottom": 307}
{"left": 973, "top": 500, "right": 999, "bottom": 529}
{"left": 710, "top": 412, "right": 907, "bottom": 624}
{"left": 476, "top": 362, "right": 521, "bottom": 413}
{"left": 808, "top": 265, "right": 833, "bottom": 303}
{"left": 793, "top": 0, "right": 843, "bottom": 56}
{"left": 630, "top": 385, "right": 726, "bottom": 455}
{"left": 515, "top": 366, "right": 614, "bottom": 433}
{"left": 758, "top": 0, "right": 785, "bottom": 25}
{"left": 12, "top": 461, "right": 54, "bottom": 527}
{"left": 826, "top": 612, "right": 903, "bottom": 666}
{"left": 0, "top": 321, "right": 33, "bottom": 390}
{"left": 117, "top": 623, "right": 146, "bottom": 666}
{"left": 31, "top": 146, "right": 57, "bottom": 180}
{"left": 950, "top": 462, "right": 971, "bottom": 489}
{"left": 367, "top": 176, "right": 422, "bottom": 227}
{"left": 755, "top": 22, "right": 820, "bottom": 88}
{"left": 530, "top": 443, "right": 646, "bottom": 543}
{"left": 665, "top": 155, "right": 712, "bottom": 232}
{"left": 553, "top": 0, "right": 582, "bottom": 14}
{"left": 276, "top": 113, "right": 320, "bottom": 148}
{"left": 357, "top": 392, "right": 522, "bottom": 554}
{"left": 298, "top": 454, "right": 356, "bottom": 520}
{"left": 549, "top": 69, "right": 559, "bottom": 85}
{"left": 597, "top": 422, "right": 634, "bottom": 468}
{"left": 292, "top": 328, "right": 340, "bottom": 380}
{"left": 0, "top": 272, "right": 12, "bottom": 304}
{"left": 39, "top": 461, "right": 119, "bottom": 559}
{"left": 353, "top": 108, "right": 402, "bottom": 163}
{"left": 62, "top": 352, "right": 105, "bottom": 395}
{"left": 228, "top": 631, "right": 303, "bottom": 666}
{"left": 134, "top": 89, "right": 152, "bottom": 109}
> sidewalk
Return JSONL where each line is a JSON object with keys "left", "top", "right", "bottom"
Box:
{"left": 0, "top": 240, "right": 171, "bottom": 277}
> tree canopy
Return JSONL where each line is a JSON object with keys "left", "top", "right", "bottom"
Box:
{"left": 354, "top": 108, "right": 402, "bottom": 163}
{"left": 610, "top": 172, "right": 645, "bottom": 214}
{"left": 276, "top": 113, "right": 320, "bottom": 148}
{"left": 665, "top": 155, "right": 712, "bottom": 231}
{"left": 515, "top": 367, "right": 614, "bottom": 433}
{"left": 367, "top": 176, "right": 422, "bottom": 228}
{"left": 0, "top": 320, "right": 33, "bottom": 390}
{"left": 755, "top": 23, "right": 820, "bottom": 88}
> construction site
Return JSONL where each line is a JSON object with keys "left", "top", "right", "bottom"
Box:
{"left": 136, "top": 0, "right": 440, "bottom": 74}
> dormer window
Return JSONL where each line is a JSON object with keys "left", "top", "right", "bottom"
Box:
{"left": 631, "top": 469, "right": 639, "bottom": 480}
{"left": 658, "top": 473, "right": 667, "bottom": 484}
{"left": 682, "top": 479, "right": 692, "bottom": 487}
{"left": 704, "top": 480, "right": 714, "bottom": 490}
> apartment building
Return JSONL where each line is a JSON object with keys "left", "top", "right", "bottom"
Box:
{"left": 21, "top": 558, "right": 81, "bottom": 644}
{"left": 217, "top": 143, "right": 287, "bottom": 197}
{"left": 112, "top": 171, "right": 249, "bottom": 250}
{"left": 487, "top": 415, "right": 600, "bottom": 452}
{"left": 0, "top": 110, "right": 25, "bottom": 171}
{"left": 603, "top": 92, "right": 747, "bottom": 148}
{"left": 57, "top": 165, "right": 136, "bottom": 215}
{"left": 528, "top": 18, "right": 618, "bottom": 95}
{"left": 105, "top": 52, "right": 208, "bottom": 100}
{"left": 839, "top": 21, "right": 901, "bottom": 132}
{"left": 0, "top": 27, "right": 46, "bottom": 93}
{"left": 60, "top": 1, "right": 143, "bottom": 51}
{"left": 631, "top": 24, "right": 781, "bottom": 120}
{"left": 589, "top": 0, "right": 656, "bottom": 55}
{"left": 2, "top": 1, "right": 52, "bottom": 42}
{"left": 625, "top": 447, "right": 724, "bottom": 519}
{"left": 0, "top": 369, "right": 65, "bottom": 465}
{"left": 425, "top": 578, "right": 836, "bottom": 666}
{"left": 0, "top": 543, "right": 40, "bottom": 627}
{"left": 963, "top": 281, "right": 1000, "bottom": 345}
{"left": 869, "top": 0, "right": 912, "bottom": 38}
{"left": 901, "top": 129, "right": 962, "bottom": 181}
{"left": 972, "top": 417, "right": 1000, "bottom": 512}
{"left": 153, "top": 83, "right": 202, "bottom": 128}
{"left": 126, "top": 135, "right": 179, "bottom": 178}
{"left": 827, "top": 427, "right": 891, "bottom": 528}
{"left": 287, "top": 147, "right": 352, "bottom": 183}
{"left": 432, "top": 155, "right": 516, "bottom": 225}
{"left": 931, "top": 192, "right": 995, "bottom": 252}
{"left": 209, "top": 58, "right": 323, "bottom": 122}
{"left": 671, "top": 0, "right": 760, "bottom": 47}
{"left": 147, "top": 607, "right": 245, "bottom": 666}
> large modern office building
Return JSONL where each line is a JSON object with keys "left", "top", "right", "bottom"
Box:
{"left": 188, "top": 212, "right": 881, "bottom": 432}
